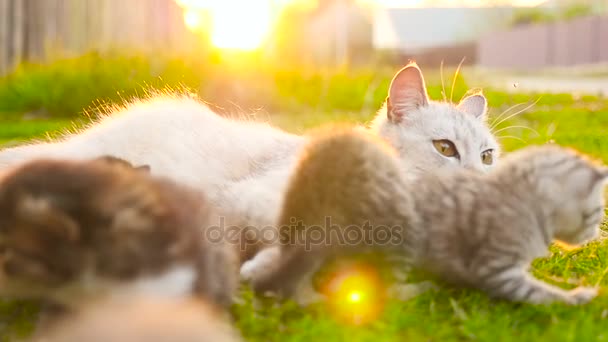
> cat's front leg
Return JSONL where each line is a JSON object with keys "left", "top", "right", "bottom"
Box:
{"left": 482, "top": 267, "right": 598, "bottom": 305}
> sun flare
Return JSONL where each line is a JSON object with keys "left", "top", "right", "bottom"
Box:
{"left": 176, "top": 0, "right": 276, "bottom": 50}
{"left": 183, "top": 9, "right": 204, "bottom": 31}
{"left": 210, "top": 1, "right": 273, "bottom": 50}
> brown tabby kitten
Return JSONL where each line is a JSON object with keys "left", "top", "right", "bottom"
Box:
{"left": 251, "top": 127, "right": 607, "bottom": 305}
{"left": 0, "top": 156, "right": 238, "bottom": 309}
{"left": 36, "top": 296, "right": 242, "bottom": 342}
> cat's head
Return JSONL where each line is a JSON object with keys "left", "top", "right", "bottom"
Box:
{"left": 502, "top": 146, "right": 607, "bottom": 246}
{"left": 371, "top": 63, "right": 499, "bottom": 180}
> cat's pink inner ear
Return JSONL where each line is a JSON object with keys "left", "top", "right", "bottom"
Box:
{"left": 387, "top": 63, "right": 429, "bottom": 123}
{"left": 458, "top": 94, "right": 488, "bottom": 119}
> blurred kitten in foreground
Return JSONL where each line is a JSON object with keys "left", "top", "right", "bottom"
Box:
{"left": 32, "top": 295, "right": 242, "bottom": 342}
{"left": 0, "top": 155, "right": 238, "bottom": 309}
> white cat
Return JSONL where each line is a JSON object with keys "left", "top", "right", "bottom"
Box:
{"left": 0, "top": 63, "right": 499, "bottom": 275}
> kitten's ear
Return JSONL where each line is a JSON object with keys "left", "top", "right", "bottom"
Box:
{"left": 458, "top": 94, "right": 488, "bottom": 119}
{"left": 387, "top": 63, "right": 429, "bottom": 123}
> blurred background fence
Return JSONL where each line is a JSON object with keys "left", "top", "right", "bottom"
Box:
{"left": 1, "top": 0, "right": 608, "bottom": 76}
{"left": 0, "top": 0, "right": 195, "bottom": 73}
{"left": 479, "top": 15, "right": 608, "bottom": 68}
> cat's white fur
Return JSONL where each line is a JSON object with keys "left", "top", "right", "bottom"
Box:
{"left": 0, "top": 63, "right": 499, "bottom": 276}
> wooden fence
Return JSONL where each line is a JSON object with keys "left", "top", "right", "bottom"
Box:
{"left": 0, "top": 0, "right": 196, "bottom": 75}
{"left": 478, "top": 15, "right": 608, "bottom": 69}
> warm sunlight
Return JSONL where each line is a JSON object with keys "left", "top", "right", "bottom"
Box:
{"left": 359, "top": 0, "right": 547, "bottom": 7}
{"left": 175, "top": 0, "right": 322, "bottom": 50}
{"left": 183, "top": 9, "right": 204, "bottom": 31}
{"left": 210, "top": 0, "right": 273, "bottom": 50}
{"left": 176, "top": 0, "right": 549, "bottom": 50}
{"left": 176, "top": 0, "right": 278, "bottom": 50}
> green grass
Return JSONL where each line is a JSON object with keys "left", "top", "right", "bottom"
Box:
{"left": 1, "top": 54, "right": 608, "bottom": 341}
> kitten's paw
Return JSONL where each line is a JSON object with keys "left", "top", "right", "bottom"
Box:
{"left": 566, "top": 287, "right": 598, "bottom": 305}
{"left": 388, "top": 281, "right": 438, "bottom": 301}
{"left": 239, "top": 247, "right": 281, "bottom": 282}
{"left": 239, "top": 262, "right": 256, "bottom": 282}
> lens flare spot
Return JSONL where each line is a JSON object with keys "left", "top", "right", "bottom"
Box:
{"left": 348, "top": 291, "right": 362, "bottom": 303}
{"left": 323, "top": 264, "right": 385, "bottom": 325}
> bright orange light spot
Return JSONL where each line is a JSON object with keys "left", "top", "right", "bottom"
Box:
{"left": 324, "top": 265, "right": 384, "bottom": 325}
{"left": 348, "top": 291, "right": 363, "bottom": 303}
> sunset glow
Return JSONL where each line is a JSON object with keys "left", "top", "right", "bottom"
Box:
{"left": 360, "top": 0, "right": 547, "bottom": 7}
{"left": 176, "top": 0, "right": 281, "bottom": 50}
{"left": 183, "top": 9, "right": 203, "bottom": 31}
{"left": 210, "top": 1, "right": 273, "bottom": 50}
{"left": 176, "top": 0, "right": 549, "bottom": 50}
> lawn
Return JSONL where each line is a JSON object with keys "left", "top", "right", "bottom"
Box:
{"left": 1, "top": 55, "right": 608, "bottom": 341}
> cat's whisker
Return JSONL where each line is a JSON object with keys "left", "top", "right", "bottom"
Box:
{"left": 440, "top": 60, "right": 447, "bottom": 102}
{"left": 490, "top": 98, "right": 541, "bottom": 131}
{"left": 492, "top": 125, "right": 540, "bottom": 137}
{"left": 450, "top": 57, "right": 466, "bottom": 103}
{"left": 489, "top": 102, "right": 528, "bottom": 128}
{"left": 498, "top": 135, "right": 527, "bottom": 144}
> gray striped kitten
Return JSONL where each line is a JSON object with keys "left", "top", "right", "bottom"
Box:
{"left": 251, "top": 127, "right": 607, "bottom": 305}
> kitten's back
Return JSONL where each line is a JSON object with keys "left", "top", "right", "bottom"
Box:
{"left": 280, "top": 126, "right": 408, "bottom": 232}
{"left": 252, "top": 127, "right": 413, "bottom": 296}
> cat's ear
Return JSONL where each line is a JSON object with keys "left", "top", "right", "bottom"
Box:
{"left": 387, "top": 63, "right": 429, "bottom": 123}
{"left": 458, "top": 94, "right": 487, "bottom": 119}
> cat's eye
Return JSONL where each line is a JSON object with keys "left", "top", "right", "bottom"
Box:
{"left": 481, "top": 149, "right": 494, "bottom": 165}
{"left": 433, "top": 140, "right": 459, "bottom": 158}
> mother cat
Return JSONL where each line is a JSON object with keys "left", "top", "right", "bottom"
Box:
{"left": 0, "top": 63, "right": 499, "bottom": 268}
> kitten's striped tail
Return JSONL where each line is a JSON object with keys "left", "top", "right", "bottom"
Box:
{"left": 481, "top": 265, "right": 597, "bottom": 305}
